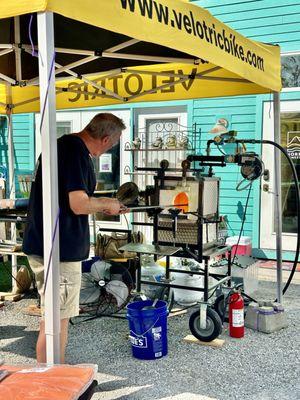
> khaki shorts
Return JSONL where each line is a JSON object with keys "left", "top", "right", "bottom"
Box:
{"left": 28, "top": 255, "right": 82, "bottom": 319}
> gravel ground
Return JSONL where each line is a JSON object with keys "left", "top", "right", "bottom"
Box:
{"left": 1, "top": 280, "right": 300, "bottom": 400}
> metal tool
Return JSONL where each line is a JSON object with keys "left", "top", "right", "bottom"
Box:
{"left": 122, "top": 204, "right": 188, "bottom": 211}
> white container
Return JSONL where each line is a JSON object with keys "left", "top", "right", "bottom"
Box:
{"left": 172, "top": 272, "right": 204, "bottom": 306}
{"left": 226, "top": 236, "right": 251, "bottom": 245}
{"left": 226, "top": 236, "right": 252, "bottom": 256}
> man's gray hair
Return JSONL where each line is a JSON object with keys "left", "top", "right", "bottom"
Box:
{"left": 85, "top": 113, "right": 126, "bottom": 139}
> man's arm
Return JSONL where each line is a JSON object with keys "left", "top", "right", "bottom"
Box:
{"left": 69, "top": 190, "right": 125, "bottom": 215}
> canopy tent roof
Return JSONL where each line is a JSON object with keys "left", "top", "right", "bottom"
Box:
{"left": 0, "top": 0, "right": 281, "bottom": 114}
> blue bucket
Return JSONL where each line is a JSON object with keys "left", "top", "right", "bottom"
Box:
{"left": 126, "top": 300, "right": 168, "bottom": 360}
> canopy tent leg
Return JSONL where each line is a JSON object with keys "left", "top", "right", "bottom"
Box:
{"left": 273, "top": 91, "right": 283, "bottom": 304}
{"left": 6, "top": 96, "right": 17, "bottom": 293}
{"left": 37, "top": 11, "right": 61, "bottom": 364}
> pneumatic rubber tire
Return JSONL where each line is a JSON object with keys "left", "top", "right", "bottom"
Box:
{"left": 189, "top": 307, "right": 222, "bottom": 342}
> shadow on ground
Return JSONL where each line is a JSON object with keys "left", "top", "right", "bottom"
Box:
{"left": 0, "top": 325, "right": 37, "bottom": 359}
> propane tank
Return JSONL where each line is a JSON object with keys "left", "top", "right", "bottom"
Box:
{"left": 141, "top": 254, "right": 165, "bottom": 299}
{"left": 229, "top": 290, "right": 244, "bottom": 338}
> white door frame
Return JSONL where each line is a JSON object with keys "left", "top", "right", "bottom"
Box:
{"left": 260, "top": 100, "right": 298, "bottom": 251}
{"left": 35, "top": 111, "right": 81, "bottom": 160}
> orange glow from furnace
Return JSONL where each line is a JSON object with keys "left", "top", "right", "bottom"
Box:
{"left": 174, "top": 192, "right": 189, "bottom": 213}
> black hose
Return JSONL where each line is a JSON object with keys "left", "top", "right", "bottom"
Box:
{"left": 208, "top": 138, "right": 299, "bottom": 297}
{"left": 234, "top": 139, "right": 300, "bottom": 296}
{"left": 260, "top": 140, "right": 300, "bottom": 295}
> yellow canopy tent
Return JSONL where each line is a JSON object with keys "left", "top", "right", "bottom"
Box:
{"left": 0, "top": 0, "right": 281, "bottom": 113}
{"left": 0, "top": 0, "right": 283, "bottom": 364}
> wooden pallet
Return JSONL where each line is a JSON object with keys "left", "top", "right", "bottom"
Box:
{"left": 22, "top": 304, "right": 41, "bottom": 316}
{"left": 0, "top": 292, "right": 22, "bottom": 302}
{"left": 183, "top": 334, "right": 225, "bottom": 348}
{"left": 168, "top": 307, "right": 188, "bottom": 317}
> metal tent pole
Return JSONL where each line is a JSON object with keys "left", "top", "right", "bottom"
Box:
{"left": 6, "top": 109, "right": 17, "bottom": 293}
{"left": 37, "top": 11, "right": 61, "bottom": 364}
{"left": 7, "top": 16, "right": 22, "bottom": 294}
{"left": 273, "top": 91, "right": 283, "bottom": 304}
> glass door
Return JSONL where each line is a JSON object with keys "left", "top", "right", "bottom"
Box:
{"left": 260, "top": 100, "right": 299, "bottom": 251}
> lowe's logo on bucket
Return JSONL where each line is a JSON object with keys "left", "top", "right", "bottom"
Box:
{"left": 129, "top": 333, "right": 148, "bottom": 348}
{"left": 152, "top": 326, "right": 162, "bottom": 341}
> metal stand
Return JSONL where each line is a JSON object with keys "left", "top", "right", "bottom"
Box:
{"left": 119, "top": 161, "right": 233, "bottom": 342}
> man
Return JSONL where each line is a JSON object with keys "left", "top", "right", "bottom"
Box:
{"left": 23, "top": 113, "right": 127, "bottom": 363}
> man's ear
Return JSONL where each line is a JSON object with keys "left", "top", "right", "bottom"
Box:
{"left": 101, "top": 135, "right": 110, "bottom": 145}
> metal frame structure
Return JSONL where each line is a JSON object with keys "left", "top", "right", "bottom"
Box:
{"left": 124, "top": 163, "right": 233, "bottom": 310}
{"left": 0, "top": 9, "right": 282, "bottom": 362}
{"left": 0, "top": 35, "right": 254, "bottom": 112}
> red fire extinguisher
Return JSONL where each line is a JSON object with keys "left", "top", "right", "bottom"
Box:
{"left": 229, "top": 290, "right": 244, "bottom": 338}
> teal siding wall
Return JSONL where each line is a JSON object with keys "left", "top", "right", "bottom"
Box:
{"left": 192, "top": 0, "right": 300, "bottom": 259}
{"left": 193, "top": 95, "right": 259, "bottom": 238}
{"left": 0, "top": 114, "right": 35, "bottom": 197}
{"left": 195, "top": 0, "right": 300, "bottom": 52}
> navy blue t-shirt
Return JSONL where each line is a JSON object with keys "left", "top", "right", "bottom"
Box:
{"left": 23, "top": 134, "right": 96, "bottom": 261}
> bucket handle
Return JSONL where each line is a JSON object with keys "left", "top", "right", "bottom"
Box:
{"left": 130, "top": 316, "right": 160, "bottom": 338}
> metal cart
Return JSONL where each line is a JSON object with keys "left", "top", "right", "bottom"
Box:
{"left": 119, "top": 159, "right": 233, "bottom": 341}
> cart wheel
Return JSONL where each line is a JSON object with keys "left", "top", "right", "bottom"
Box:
{"left": 156, "top": 286, "right": 174, "bottom": 312}
{"left": 213, "top": 294, "right": 229, "bottom": 322}
{"left": 189, "top": 307, "right": 222, "bottom": 342}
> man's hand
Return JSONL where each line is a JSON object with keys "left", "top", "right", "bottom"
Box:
{"left": 69, "top": 191, "right": 128, "bottom": 215}
{"left": 101, "top": 198, "right": 128, "bottom": 215}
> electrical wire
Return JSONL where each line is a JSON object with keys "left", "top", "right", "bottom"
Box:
{"left": 236, "top": 178, "right": 253, "bottom": 192}
{"left": 124, "top": 213, "right": 130, "bottom": 231}
{"left": 231, "top": 183, "right": 252, "bottom": 265}
{"left": 216, "top": 143, "right": 227, "bottom": 155}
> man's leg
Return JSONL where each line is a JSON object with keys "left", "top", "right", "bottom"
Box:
{"left": 36, "top": 318, "right": 69, "bottom": 363}
{"left": 36, "top": 320, "right": 46, "bottom": 363}
{"left": 60, "top": 318, "right": 69, "bottom": 364}
{"left": 34, "top": 259, "right": 81, "bottom": 363}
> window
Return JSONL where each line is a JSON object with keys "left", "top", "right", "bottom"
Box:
{"left": 281, "top": 53, "right": 300, "bottom": 89}
{"left": 281, "top": 112, "right": 300, "bottom": 234}
{"left": 94, "top": 142, "right": 121, "bottom": 223}
{"left": 56, "top": 121, "right": 72, "bottom": 137}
